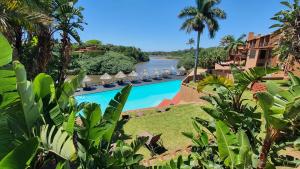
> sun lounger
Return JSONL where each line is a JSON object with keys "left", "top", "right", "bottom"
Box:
{"left": 138, "top": 132, "right": 167, "bottom": 156}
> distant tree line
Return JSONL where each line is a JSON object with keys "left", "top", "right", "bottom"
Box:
{"left": 148, "top": 47, "right": 227, "bottom": 70}
{"left": 69, "top": 40, "right": 149, "bottom": 75}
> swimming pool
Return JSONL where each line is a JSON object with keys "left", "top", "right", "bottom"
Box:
{"left": 75, "top": 80, "right": 182, "bottom": 112}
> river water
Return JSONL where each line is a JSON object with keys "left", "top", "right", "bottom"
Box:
{"left": 135, "top": 56, "right": 179, "bottom": 76}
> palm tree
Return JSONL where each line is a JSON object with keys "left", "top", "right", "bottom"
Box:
{"left": 178, "top": 0, "right": 226, "bottom": 82}
{"left": 270, "top": 0, "right": 300, "bottom": 74}
{"left": 220, "top": 34, "right": 246, "bottom": 63}
{"left": 0, "top": 0, "right": 51, "bottom": 60}
{"left": 53, "top": 0, "right": 85, "bottom": 85}
{"left": 186, "top": 38, "right": 195, "bottom": 50}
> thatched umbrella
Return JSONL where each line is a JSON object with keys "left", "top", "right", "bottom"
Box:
{"left": 179, "top": 66, "right": 186, "bottom": 71}
{"left": 154, "top": 69, "right": 161, "bottom": 78}
{"left": 142, "top": 69, "right": 150, "bottom": 80}
{"left": 115, "top": 71, "right": 127, "bottom": 80}
{"left": 82, "top": 75, "right": 93, "bottom": 87}
{"left": 164, "top": 69, "right": 171, "bottom": 75}
{"left": 128, "top": 71, "right": 139, "bottom": 81}
{"left": 178, "top": 66, "right": 186, "bottom": 75}
{"left": 100, "top": 73, "right": 112, "bottom": 84}
{"left": 83, "top": 75, "right": 92, "bottom": 83}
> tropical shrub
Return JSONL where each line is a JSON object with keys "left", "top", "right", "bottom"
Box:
{"left": 271, "top": 0, "right": 300, "bottom": 73}
{"left": 0, "top": 34, "right": 147, "bottom": 168}
{"left": 155, "top": 66, "right": 300, "bottom": 169}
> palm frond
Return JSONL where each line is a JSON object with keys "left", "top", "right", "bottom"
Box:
{"left": 197, "top": 75, "right": 234, "bottom": 92}
{"left": 178, "top": 6, "right": 198, "bottom": 18}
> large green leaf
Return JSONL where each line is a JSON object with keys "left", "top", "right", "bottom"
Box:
{"left": 197, "top": 75, "right": 233, "bottom": 92}
{"left": 256, "top": 92, "right": 288, "bottom": 129}
{"left": 236, "top": 131, "right": 252, "bottom": 169}
{"left": 40, "top": 125, "right": 77, "bottom": 161}
{"left": 0, "top": 34, "right": 12, "bottom": 67}
{"left": 0, "top": 114, "right": 16, "bottom": 159}
{"left": 33, "top": 73, "right": 56, "bottom": 102}
{"left": 0, "top": 137, "right": 39, "bottom": 169}
{"left": 103, "top": 85, "right": 132, "bottom": 142}
{"left": 63, "top": 111, "right": 76, "bottom": 135}
{"left": 79, "top": 103, "right": 110, "bottom": 146}
{"left": 216, "top": 121, "right": 237, "bottom": 168}
{"left": 288, "top": 72, "right": 300, "bottom": 87}
{"left": 13, "top": 61, "right": 41, "bottom": 135}
{"left": 0, "top": 34, "right": 18, "bottom": 109}
{"left": 231, "top": 65, "right": 279, "bottom": 90}
{"left": 58, "top": 71, "right": 85, "bottom": 110}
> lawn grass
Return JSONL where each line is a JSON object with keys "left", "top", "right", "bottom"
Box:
{"left": 124, "top": 104, "right": 211, "bottom": 158}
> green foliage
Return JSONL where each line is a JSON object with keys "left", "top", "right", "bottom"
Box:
{"left": 75, "top": 51, "right": 135, "bottom": 74}
{"left": 256, "top": 77, "right": 300, "bottom": 129}
{"left": 220, "top": 34, "right": 246, "bottom": 54}
{"left": 0, "top": 33, "right": 12, "bottom": 67}
{"left": 196, "top": 65, "right": 278, "bottom": 140}
{"left": 14, "top": 61, "right": 42, "bottom": 135}
{"left": 156, "top": 47, "right": 227, "bottom": 69}
{"left": 178, "top": 0, "right": 226, "bottom": 36}
{"left": 0, "top": 35, "right": 147, "bottom": 168}
{"left": 40, "top": 125, "right": 77, "bottom": 161}
{"left": 0, "top": 137, "right": 39, "bottom": 169}
{"left": 85, "top": 39, "right": 102, "bottom": 46}
{"left": 271, "top": 0, "right": 300, "bottom": 62}
{"left": 182, "top": 121, "right": 208, "bottom": 148}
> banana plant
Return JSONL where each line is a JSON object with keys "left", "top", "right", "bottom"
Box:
{"left": 150, "top": 156, "right": 194, "bottom": 169}
{"left": 0, "top": 33, "right": 83, "bottom": 167}
{"left": 76, "top": 85, "right": 149, "bottom": 168}
{"left": 256, "top": 73, "right": 300, "bottom": 169}
{"left": 0, "top": 137, "right": 39, "bottom": 169}
{"left": 157, "top": 120, "right": 254, "bottom": 169}
{"left": 197, "top": 65, "right": 278, "bottom": 145}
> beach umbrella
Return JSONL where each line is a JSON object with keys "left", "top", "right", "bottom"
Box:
{"left": 154, "top": 69, "right": 161, "bottom": 78}
{"left": 115, "top": 71, "right": 127, "bottom": 80}
{"left": 178, "top": 66, "right": 186, "bottom": 76}
{"left": 142, "top": 69, "right": 150, "bottom": 79}
{"left": 128, "top": 71, "right": 139, "bottom": 80}
{"left": 100, "top": 73, "right": 112, "bottom": 84}
{"left": 82, "top": 75, "right": 92, "bottom": 87}
{"left": 164, "top": 69, "right": 171, "bottom": 75}
{"left": 83, "top": 75, "right": 92, "bottom": 82}
{"left": 179, "top": 66, "right": 186, "bottom": 71}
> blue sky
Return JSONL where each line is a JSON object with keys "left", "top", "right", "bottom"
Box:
{"left": 77, "top": 0, "right": 283, "bottom": 52}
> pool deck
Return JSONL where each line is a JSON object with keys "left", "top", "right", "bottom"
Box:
{"left": 74, "top": 75, "right": 185, "bottom": 96}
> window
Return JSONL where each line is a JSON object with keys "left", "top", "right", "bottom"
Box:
{"left": 249, "top": 50, "right": 256, "bottom": 58}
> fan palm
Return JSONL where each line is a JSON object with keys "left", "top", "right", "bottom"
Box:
{"left": 178, "top": 0, "right": 226, "bottom": 82}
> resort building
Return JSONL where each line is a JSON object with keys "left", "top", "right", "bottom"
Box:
{"left": 214, "top": 31, "right": 290, "bottom": 78}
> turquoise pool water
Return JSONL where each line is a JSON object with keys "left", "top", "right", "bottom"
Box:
{"left": 75, "top": 80, "right": 182, "bottom": 112}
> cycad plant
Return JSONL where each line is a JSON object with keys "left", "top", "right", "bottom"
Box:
{"left": 178, "top": 0, "right": 226, "bottom": 82}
